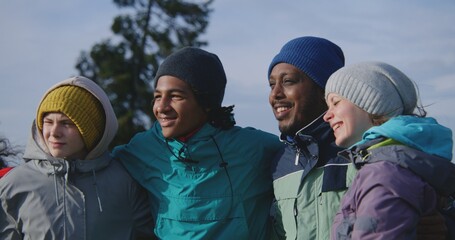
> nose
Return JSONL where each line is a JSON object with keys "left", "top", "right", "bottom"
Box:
{"left": 154, "top": 98, "right": 171, "bottom": 113}
{"left": 269, "top": 83, "right": 284, "bottom": 100}
{"left": 323, "top": 109, "right": 333, "bottom": 123}
{"left": 49, "top": 123, "right": 61, "bottom": 137}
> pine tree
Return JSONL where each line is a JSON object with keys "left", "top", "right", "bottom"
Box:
{"left": 76, "top": 0, "right": 213, "bottom": 147}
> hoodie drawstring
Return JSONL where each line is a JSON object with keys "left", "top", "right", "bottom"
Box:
{"left": 92, "top": 169, "right": 103, "bottom": 212}
{"left": 52, "top": 165, "right": 60, "bottom": 206}
{"left": 63, "top": 160, "right": 69, "bottom": 240}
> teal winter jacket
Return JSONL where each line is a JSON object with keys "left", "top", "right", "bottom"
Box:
{"left": 113, "top": 122, "right": 283, "bottom": 239}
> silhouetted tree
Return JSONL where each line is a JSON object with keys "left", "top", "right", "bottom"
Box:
{"left": 76, "top": 0, "right": 213, "bottom": 147}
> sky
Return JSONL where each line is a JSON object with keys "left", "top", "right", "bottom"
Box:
{"left": 1, "top": 0, "right": 454, "bottom": 157}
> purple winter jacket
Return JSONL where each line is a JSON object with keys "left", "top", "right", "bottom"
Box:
{"left": 331, "top": 136, "right": 455, "bottom": 240}
{"left": 331, "top": 116, "right": 455, "bottom": 240}
{"left": 332, "top": 159, "right": 436, "bottom": 239}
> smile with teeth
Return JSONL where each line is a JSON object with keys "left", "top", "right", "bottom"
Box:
{"left": 276, "top": 106, "right": 290, "bottom": 113}
{"left": 158, "top": 116, "right": 176, "bottom": 124}
{"left": 332, "top": 123, "right": 341, "bottom": 131}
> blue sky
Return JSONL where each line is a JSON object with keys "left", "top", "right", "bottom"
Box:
{"left": 1, "top": 0, "right": 454, "bottom": 156}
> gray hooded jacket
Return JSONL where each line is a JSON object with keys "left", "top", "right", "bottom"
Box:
{"left": 0, "top": 76, "right": 154, "bottom": 240}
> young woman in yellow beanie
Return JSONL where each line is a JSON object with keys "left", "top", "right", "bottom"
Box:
{"left": 324, "top": 62, "right": 455, "bottom": 239}
{"left": 0, "top": 76, "right": 155, "bottom": 239}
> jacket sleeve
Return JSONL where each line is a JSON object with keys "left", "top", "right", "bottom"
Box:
{"left": 0, "top": 187, "right": 23, "bottom": 239}
{"left": 129, "top": 179, "right": 156, "bottom": 239}
{"left": 269, "top": 200, "right": 286, "bottom": 240}
{"left": 350, "top": 162, "right": 431, "bottom": 239}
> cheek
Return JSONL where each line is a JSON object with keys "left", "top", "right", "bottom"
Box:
{"left": 42, "top": 127, "right": 51, "bottom": 138}
{"left": 152, "top": 103, "right": 162, "bottom": 117}
{"left": 152, "top": 106, "right": 158, "bottom": 115}
{"left": 152, "top": 101, "right": 158, "bottom": 111}
{"left": 72, "top": 132, "right": 86, "bottom": 148}
{"left": 268, "top": 92, "right": 274, "bottom": 105}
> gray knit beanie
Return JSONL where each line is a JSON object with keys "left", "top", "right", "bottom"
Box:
{"left": 268, "top": 36, "right": 345, "bottom": 88}
{"left": 154, "top": 47, "right": 227, "bottom": 109}
{"left": 325, "top": 61, "right": 417, "bottom": 117}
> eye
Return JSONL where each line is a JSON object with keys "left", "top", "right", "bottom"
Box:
{"left": 269, "top": 80, "right": 276, "bottom": 89}
{"left": 282, "top": 78, "right": 297, "bottom": 86}
{"left": 63, "top": 121, "right": 76, "bottom": 127}
{"left": 43, "top": 119, "right": 53, "bottom": 125}
{"left": 153, "top": 93, "right": 162, "bottom": 101}
{"left": 171, "top": 94, "right": 184, "bottom": 100}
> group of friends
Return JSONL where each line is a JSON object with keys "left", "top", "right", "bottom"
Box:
{"left": 0, "top": 36, "right": 454, "bottom": 240}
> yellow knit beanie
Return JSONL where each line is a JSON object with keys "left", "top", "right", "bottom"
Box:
{"left": 37, "top": 85, "right": 105, "bottom": 151}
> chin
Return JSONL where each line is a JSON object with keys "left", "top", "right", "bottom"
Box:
{"left": 337, "top": 140, "right": 350, "bottom": 148}
{"left": 278, "top": 125, "right": 293, "bottom": 136}
{"left": 163, "top": 134, "right": 173, "bottom": 139}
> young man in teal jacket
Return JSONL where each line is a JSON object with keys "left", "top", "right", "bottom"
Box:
{"left": 113, "top": 47, "right": 283, "bottom": 239}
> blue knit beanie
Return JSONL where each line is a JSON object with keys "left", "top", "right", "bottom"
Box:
{"left": 268, "top": 36, "right": 345, "bottom": 88}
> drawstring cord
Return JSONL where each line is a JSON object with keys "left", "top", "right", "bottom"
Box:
{"left": 49, "top": 160, "right": 67, "bottom": 239}
{"left": 92, "top": 169, "right": 103, "bottom": 212}
{"left": 165, "top": 139, "right": 199, "bottom": 164}
{"left": 63, "top": 160, "right": 69, "bottom": 240}
{"left": 165, "top": 136, "right": 235, "bottom": 219}
{"left": 210, "top": 136, "right": 234, "bottom": 219}
{"left": 52, "top": 165, "right": 60, "bottom": 206}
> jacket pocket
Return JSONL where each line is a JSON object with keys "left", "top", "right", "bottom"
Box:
{"left": 155, "top": 195, "right": 249, "bottom": 239}
{"left": 271, "top": 170, "right": 303, "bottom": 239}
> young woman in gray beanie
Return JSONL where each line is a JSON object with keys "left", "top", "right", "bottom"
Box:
{"left": 323, "top": 61, "right": 455, "bottom": 239}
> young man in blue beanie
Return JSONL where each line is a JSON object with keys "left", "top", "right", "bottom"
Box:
{"left": 267, "top": 36, "right": 449, "bottom": 239}
{"left": 113, "top": 47, "right": 283, "bottom": 239}
{"left": 268, "top": 36, "right": 354, "bottom": 240}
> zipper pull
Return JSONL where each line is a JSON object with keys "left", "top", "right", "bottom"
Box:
{"left": 294, "top": 151, "right": 300, "bottom": 166}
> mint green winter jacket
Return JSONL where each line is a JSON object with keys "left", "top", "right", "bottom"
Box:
{"left": 113, "top": 122, "right": 283, "bottom": 239}
{"left": 270, "top": 117, "right": 356, "bottom": 240}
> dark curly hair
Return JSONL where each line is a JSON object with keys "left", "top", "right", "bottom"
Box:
{"left": 207, "top": 105, "right": 236, "bottom": 130}
{"left": 0, "top": 137, "right": 20, "bottom": 168}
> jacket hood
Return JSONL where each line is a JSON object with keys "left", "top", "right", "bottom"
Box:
{"left": 24, "top": 76, "right": 118, "bottom": 161}
{"left": 342, "top": 138, "right": 455, "bottom": 197}
{"left": 359, "top": 115, "right": 453, "bottom": 160}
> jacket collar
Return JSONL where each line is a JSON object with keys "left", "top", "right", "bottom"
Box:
{"left": 280, "top": 114, "right": 343, "bottom": 167}
{"left": 280, "top": 112, "right": 328, "bottom": 144}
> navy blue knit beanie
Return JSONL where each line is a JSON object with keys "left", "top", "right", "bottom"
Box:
{"left": 154, "top": 47, "right": 227, "bottom": 109}
{"left": 268, "top": 36, "right": 345, "bottom": 88}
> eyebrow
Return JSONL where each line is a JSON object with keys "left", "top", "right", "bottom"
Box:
{"left": 43, "top": 115, "right": 72, "bottom": 122}
{"left": 270, "top": 71, "right": 292, "bottom": 80}
{"left": 155, "top": 87, "right": 190, "bottom": 95}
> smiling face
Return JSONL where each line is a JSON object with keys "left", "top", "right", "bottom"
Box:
{"left": 323, "top": 93, "right": 374, "bottom": 148}
{"left": 153, "top": 75, "right": 208, "bottom": 139}
{"left": 42, "top": 112, "right": 88, "bottom": 159}
{"left": 269, "top": 63, "right": 327, "bottom": 136}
